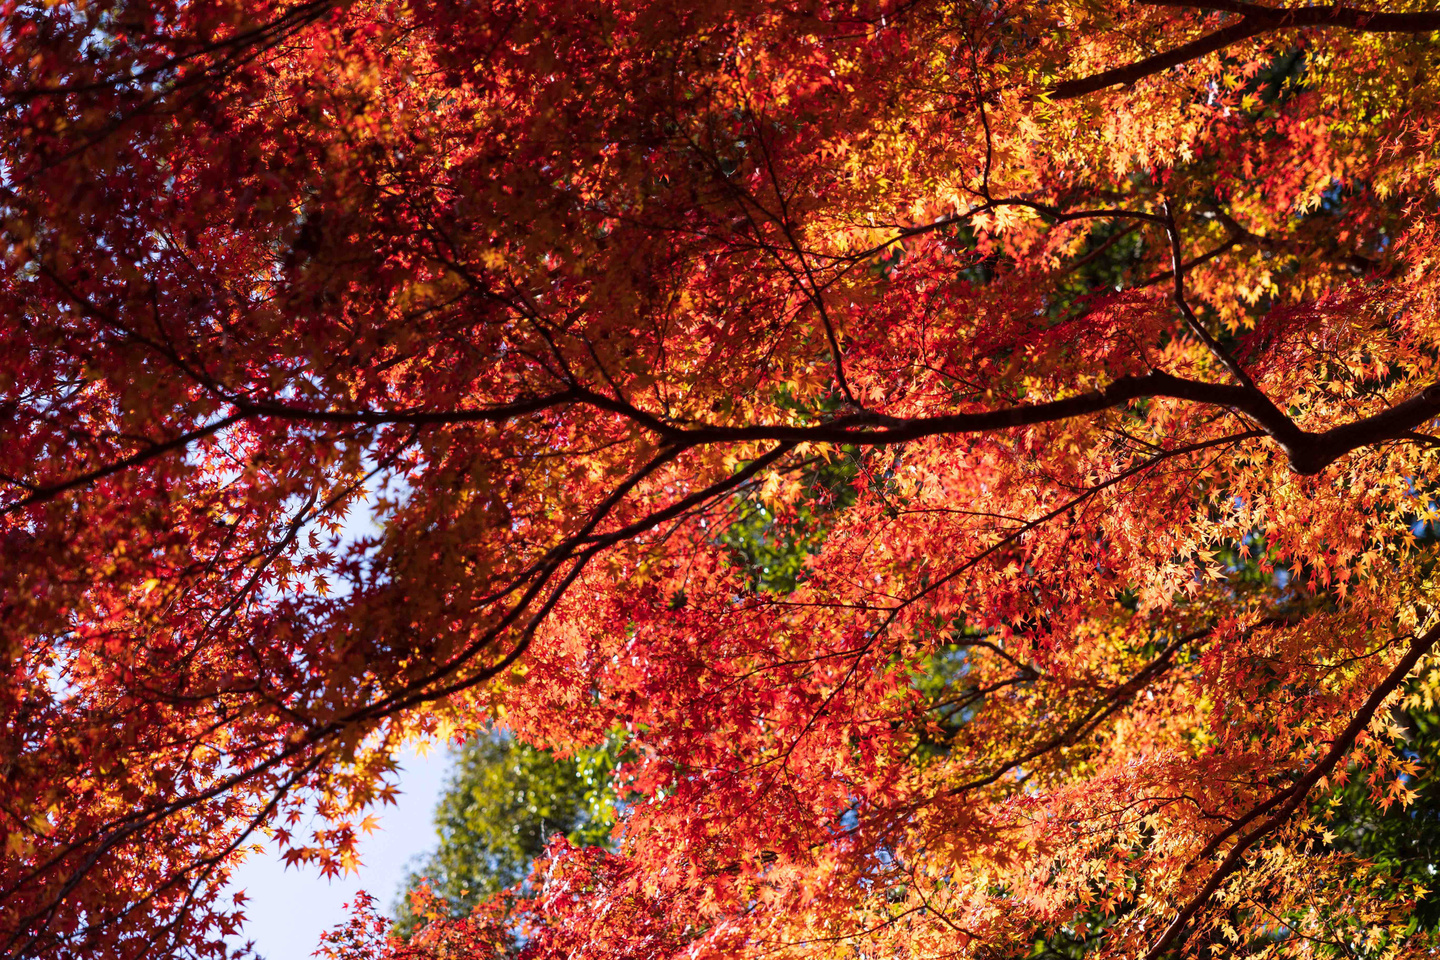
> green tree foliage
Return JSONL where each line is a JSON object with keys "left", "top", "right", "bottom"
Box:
{"left": 719, "top": 448, "right": 861, "bottom": 594}
{"left": 394, "top": 733, "right": 616, "bottom": 935}
{"left": 1314, "top": 684, "right": 1440, "bottom": 933}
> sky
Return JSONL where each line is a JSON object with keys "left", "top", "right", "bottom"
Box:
{"left": 221, "top": 472, "right": 460, "bottom": 959}
{"left": 225, "top": 744, "right": 453, "bottom": 960}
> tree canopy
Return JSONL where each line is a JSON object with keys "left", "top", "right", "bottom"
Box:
{"left": 6, "top": 1, "right": 1440, "bottom": 958}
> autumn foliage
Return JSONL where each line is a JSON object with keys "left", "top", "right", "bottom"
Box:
{"left": 7, "top": 0, "right": 1440, "bottom": 957}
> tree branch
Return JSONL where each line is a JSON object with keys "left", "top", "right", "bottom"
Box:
{"left": 1051, "top": 3, "right": 1440, "bottom": 100}
{"left": 1143, "top": 618, "right": 1440, "bottom": 959}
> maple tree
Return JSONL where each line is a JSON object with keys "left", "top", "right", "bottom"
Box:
{"left": 8, "top": 0, "right": 1440, "bottom": 957}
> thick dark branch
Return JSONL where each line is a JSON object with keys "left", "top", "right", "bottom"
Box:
{"left": 0, "top": 412, "right": 247, "bottom": 517}
{"left": 659, "top": 373, "right": 1300, "bottom": 464}
{"left": 235, "top": 378, "right": 1165, "bottom": 446}
{"left": 17, "top": 366, "right": 1440, "bottom": 518}
{"left": 1162, "top": 203, "right": 1260, "bottom": 392}
{"left": 730, "top": 371, "right": 1439, "bottom": 476}
{"left": 237, "top": 390, "right": 580, "bottom": 427}
{"left": 1052, "top": 3, "right": 1440, "bottom": 100}
{"left": 1051, "top": 19, "right": 1268, "bottom": 100}
{"left": 1144, "top": 618, "right": 1440, "bottom": 960}
{"left": 1141, "top": 0, "right": 1440, "bottom": 29}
